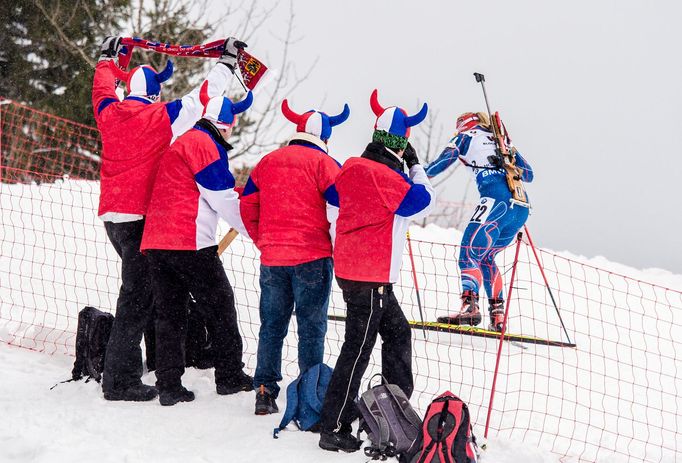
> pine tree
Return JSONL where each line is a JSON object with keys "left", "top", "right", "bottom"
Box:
{"left": 0, "top": 0, "right": 129, "bottom": 125}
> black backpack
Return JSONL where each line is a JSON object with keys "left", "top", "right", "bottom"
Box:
{"left": 402, "top": 391, "right": 479, "bottom": 463}
{"left": 71, "top": 306, "right": 114, "bottom": 382}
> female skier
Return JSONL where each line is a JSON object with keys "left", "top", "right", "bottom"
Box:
{"left": 425, "top": 112, "right": 533, "bottom": 331}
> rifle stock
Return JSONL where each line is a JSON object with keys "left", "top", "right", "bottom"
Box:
{"left": 217, "top": 228, "right": 239, "bottom": 256}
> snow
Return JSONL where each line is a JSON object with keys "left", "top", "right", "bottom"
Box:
{"left": 0, "top": 343, "right": 559, "bottom": 463}
{"left": 2, "top": 179, "right": 682, "bottom": 462}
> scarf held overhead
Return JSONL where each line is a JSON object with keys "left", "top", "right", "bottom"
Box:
{"left": 118, "top": 37, "right": 268, "bottom": 90}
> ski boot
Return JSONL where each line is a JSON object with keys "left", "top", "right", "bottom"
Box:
{"left": 488, "top": 298, "right": 505, "bottom": 332}
{"left": 436, "top": 290, "right": 482, "bottom": 326}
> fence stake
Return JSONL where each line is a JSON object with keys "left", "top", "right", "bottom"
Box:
{"left": 484, "top": 231, "right": 523, "bottom": 442}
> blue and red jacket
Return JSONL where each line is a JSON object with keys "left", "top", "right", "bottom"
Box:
{"left": 334, "top": 143, "right": 435, "bottom": 284}
{"left": 425, "top": 126, "right": 533, "bottom": 202}
{"left": 92, "top": 60, "right": 232, "bottom": 220}
{"left": 141, "top": 120, "right": 248, "bottom": 251}
{"left": 239, "top": 134, "right": 340, "bottom": 266}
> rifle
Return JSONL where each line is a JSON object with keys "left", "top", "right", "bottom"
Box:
{"left": 473, "top": 73, "right": 529, "bottom": 207}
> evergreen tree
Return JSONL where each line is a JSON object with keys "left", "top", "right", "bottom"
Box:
{"left": 0, "top": 0, "right": 129, "bottom": 125}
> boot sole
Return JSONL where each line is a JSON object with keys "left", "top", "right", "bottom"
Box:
{"left": 319, "top": 440, "right": 360, "bottom": 453}
{"left": 103, "top": 390, "right": 158, "bottom": 402}
{"left": 254, "top": 405, "right": 279, "bottom": 415}
{"left": 217, "top": 384, "right": 255, "bottom": 395}
{"left": 159, "top": 394, "right": 195, "bottom": 406}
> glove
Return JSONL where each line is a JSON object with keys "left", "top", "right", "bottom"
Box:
{"left": 99, "top": 36, "right": 122, "bottom": 61}
{"left": 403, "top": 142, "right": 420, "bottom": 169}
{"left": 219, "top": 37, "right": 248, "bottom": 71}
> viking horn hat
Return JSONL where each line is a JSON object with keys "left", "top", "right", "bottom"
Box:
{"left": 204, "top": 91, "right": 254, "bottom": 129}
{"left": 107, "top": 60, "right": 175, "bottom": 98}
{"left": 281, "top": 99, "right": 350, "bottom": 142}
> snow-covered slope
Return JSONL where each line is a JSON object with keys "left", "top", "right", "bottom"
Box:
{"left": 2, "top": 179, "right": 681, "bottom": 462}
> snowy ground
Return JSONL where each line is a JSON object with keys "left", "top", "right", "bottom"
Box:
{"left": 2, "top": 179, "right": 682, "bottom": 462}
{"left": 0, "top": 343, "right": 559, "bottom": 463}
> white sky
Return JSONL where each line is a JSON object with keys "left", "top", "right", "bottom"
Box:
{"left": 206, "top": 0, "right": 682, "bottom": 273}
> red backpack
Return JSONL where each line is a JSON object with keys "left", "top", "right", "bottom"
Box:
{"left": 402, "top": 391, "right": 478, "bottom": 463}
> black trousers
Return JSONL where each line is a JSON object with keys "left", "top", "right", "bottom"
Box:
{"left": 319, "top": 283, "right": 413, "bottom": 432}
{"left": 102, "top": 220, "right": 154, "bottom": 392}
{"left": 146, "top": 246, "right": 245, "bottom": 392}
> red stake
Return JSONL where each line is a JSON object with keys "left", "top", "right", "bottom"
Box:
{"left": 484, "top": 231, "right": 523, "bottom": 440}
{"left": 406, "top": 231, "right": 426, "bottom": 338}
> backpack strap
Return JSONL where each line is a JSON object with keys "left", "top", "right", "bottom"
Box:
{"left": 301, "top": 363, "right": 323, "bottom": 416}
{"left": 359, "top": 387, "right": 392, "bottom": 454}
{"left": 274, "top": 375, "right": 302, "bottom": 438}
{"left": 385, "top": 384, "right": 422, "bottom": 428}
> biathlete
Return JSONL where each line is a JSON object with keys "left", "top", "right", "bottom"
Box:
{"left": 425, "top": 112, "right": 533, "bottom": 331}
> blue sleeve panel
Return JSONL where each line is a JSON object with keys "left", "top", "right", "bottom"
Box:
{"left": 424, "top": 133, "right": 472, "bottom": 178}
{"left": 324, "top": 184, "right": 339, "bottom": 207}
{"left": 514, "top": 150, "right": 534, "bottom": 182}
{"left": 395, "top": 184, "right": 432, "bottom": 217}
{"left": 97, "top": 98, "right": 118, "bottom": 115}
{"left": 242, "top": 176, "right": 259, "bottom": 196}
{"left": 164, "top": 99, "right": 183, "bottom": 124}
{"left": 195, "top": 159, "right": 236, "bottom": 191}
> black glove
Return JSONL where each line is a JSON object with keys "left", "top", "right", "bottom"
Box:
{"left": 219, "top": 37, "right": 248, "bottom": 71}
{"left": 99, "top": 36, "right": 122, "bottom": 61}
{"left": 403, "top": 142, "right": 420, "bottom": 169}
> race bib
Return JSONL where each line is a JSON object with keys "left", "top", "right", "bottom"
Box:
{"left": 469, "top": 197, "right": 495, "bottom": 224}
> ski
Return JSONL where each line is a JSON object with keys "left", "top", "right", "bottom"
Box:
{"left": 327, "top": 315, "right": 576, "bottom": 348}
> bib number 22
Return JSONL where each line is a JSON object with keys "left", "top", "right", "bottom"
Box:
{"left": 469, "top": 197, "right": 494, "bottom": 223}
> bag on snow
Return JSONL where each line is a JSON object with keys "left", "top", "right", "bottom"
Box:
{"left": 273, "top": 363, "right": 333, "bottom": 438}
{"left": 402, "top": 391, "right": 478, "bottom": 463}
{"left": 71, "top": 306, "right": 114, "bottom": 382}
{"left": 356, "top": 374, "right": 422, "bottom": 460}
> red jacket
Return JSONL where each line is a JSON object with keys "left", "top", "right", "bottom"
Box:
{"left": 240, "top": 137, "right": 340, "bottom": 266}
{"left": 141, "top": 122, "right": 248, "bottom": 251}
{"left": 334, "top": 144, "right": 435, "bottom": 283}
{"left": 92, "top": 60, "right": 232, "bottom": 219}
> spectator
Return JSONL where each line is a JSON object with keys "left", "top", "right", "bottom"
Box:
{"left": 240, "top": 99, "right": 349, "bottom": 415}
{"left": 318, "top": 90, "right": 435, "bottom": 452}
{"left": 91, "top": 35, "right": 245, "bottom": 401}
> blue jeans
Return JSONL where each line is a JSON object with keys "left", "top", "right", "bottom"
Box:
{"left": 253, "top": 257, "right": 333, "bottom": 397}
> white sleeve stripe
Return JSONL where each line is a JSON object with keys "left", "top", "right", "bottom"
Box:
{"left": 196, "top": 183, "right": 249, "bottom": 238}
{"left": 170, "top": 64, "right": 233, "bottom": 138}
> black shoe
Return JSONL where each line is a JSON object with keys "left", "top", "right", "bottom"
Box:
{"left": 103, "top": 383, "right": 158, "bottom": 402}
{"left": 254, "top": 385, "right": 279, "bottom": 415}
{"left": 216, "top": 370, "right": 254, "bottom": 395}
{"left": 319, "top": 430, "right": 362, "bottom": 453}
{"left": 159, "top": 386, "right": 195, "bottom": 406}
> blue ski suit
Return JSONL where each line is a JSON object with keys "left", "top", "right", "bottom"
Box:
{"left": 425, "top": 126, "right": 533, "bottom": 300}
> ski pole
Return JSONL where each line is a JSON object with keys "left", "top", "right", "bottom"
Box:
{"left": 523, "top": 226, "right": 573, "bottom": 345}
{"left": 406, "top": 231, "right": 427, "bottom": 339}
